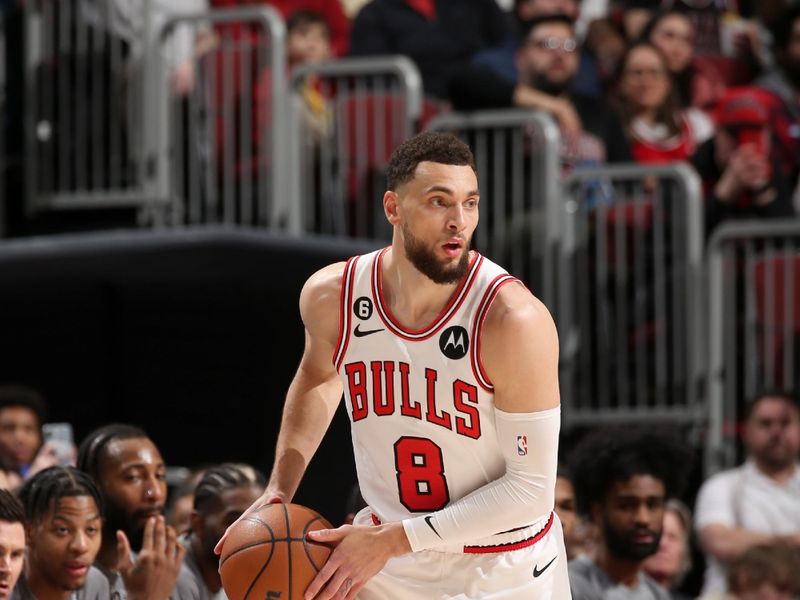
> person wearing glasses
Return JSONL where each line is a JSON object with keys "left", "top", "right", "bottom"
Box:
{"left": 450, "top": 14, "right": 631, "bottom": 171}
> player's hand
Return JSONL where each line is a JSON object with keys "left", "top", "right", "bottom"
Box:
{"left": 303, "top": 522, "right": 411, "bottom": 600}
{"left": 214, "top": 491, "right": 285, "bottom": 557}
{"left": 117, "top": 515, "right": 185, "bottom": 600}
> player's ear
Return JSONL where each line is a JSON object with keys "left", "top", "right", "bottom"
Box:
{"left": 384, "top": 190, "right": 401, "bottom": 225}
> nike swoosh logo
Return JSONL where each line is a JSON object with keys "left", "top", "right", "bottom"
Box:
{"left": 353, "top": 325, "right": 384, "bottom": 337}
{"left": 533, "top": 556, "right": 557, "bottom": 578}
{"left": 424, "top": 516, "right": 442, "bottom": 539}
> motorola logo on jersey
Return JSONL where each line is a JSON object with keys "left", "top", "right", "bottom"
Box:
{"left": 353, "top": 296, "right": 373, "bottom": 320}
{"left": 439, "top": 326, "right": 469, "bottom": 359}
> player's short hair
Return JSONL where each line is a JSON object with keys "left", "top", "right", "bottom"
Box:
{"left": 569, "top": 427, "right": 691, "bottom": 516}
{"left": 0, "top": 385, "right": 47, "bottom": 425}
{"left": 0, "top": 489, "right": 26, "bottom": 530}
{"left": 287, "top": 9, "right": 330, "bottom": 36}
{"left": 76, "top": 423, "right": 149, "bottom": 481}
{"left": 745, "top": 389, "right": 800, "bottom": 419}
{"left": 386, "top": 132, "right": 476, "bottom": 191}
{"left": 18, "top": 466, "right": 104, "bottom": 525}
{"left": 194, "top": 463, "right": 265, "bottom": 512}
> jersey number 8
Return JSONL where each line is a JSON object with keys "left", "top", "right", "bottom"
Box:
{"left": 394, "top": 437, "right": 450, "bottom": 512}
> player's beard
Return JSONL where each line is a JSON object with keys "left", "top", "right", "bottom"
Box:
{"left": 402, "top": 223, "right": 470, "bottom": 284}
{"left": 603, "top": 521, "right": 661, "bottom": 562}
{"left": 104, "top": 502, "right": 162, "bottom": 553}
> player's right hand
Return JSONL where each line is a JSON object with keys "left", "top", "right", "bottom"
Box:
{"left": 117, "top": 515, "right": 185, "bottom": 600}
{"left": 214, "top": 491, "right": 284, "bottom": 557}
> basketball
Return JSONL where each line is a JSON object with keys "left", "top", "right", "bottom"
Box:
{"left": 219, "top": 502, "right": 333, "bottom": 600}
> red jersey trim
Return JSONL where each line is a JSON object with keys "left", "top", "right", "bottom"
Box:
{"left": 470, "top": 275, "right": 520, "bottom": 392}
{"left": 333, "top": 256, "right": 359, "bottom": 371}
{"left": 370, "top": 511, "right": 554, "bottom": 554}
{"left": 371, "top": 248, "right": 483, "bottom": 341}
{"left": 463, "top": 512, "right": 554, "bottom": 554}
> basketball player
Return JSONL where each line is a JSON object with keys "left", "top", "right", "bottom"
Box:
{"left": 216, "top": 132, "right": 570, "bottom": 599}
{"left": 13, "top": 466, "right": 110, "bottom": 599}
{"left": 0, "top": 490, "right": 25, "bottom": 599}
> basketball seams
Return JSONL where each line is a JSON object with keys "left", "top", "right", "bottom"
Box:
{"left": 301, "top": 515, "right": 331, "bottom": 572}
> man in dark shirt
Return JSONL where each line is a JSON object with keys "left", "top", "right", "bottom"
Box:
{"left": 449, "top": 14, "right": 631, "bottom": 170}
{"left": 349, "top": 0, "right": 510, "bottom": 100}
{"left": 567, "top": 428, "right": 692, "bottom": 600}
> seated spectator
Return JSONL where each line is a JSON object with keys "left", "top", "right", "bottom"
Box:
{"left": 756, "top": 5, "right": 800, "bottom": 186}
{"left": 13, "top": 466, "right": 110, "bottom": 599}
{"left": 349, "top": 0, "right": 510, "bottom": 100}
{"left": 166, "top": 480, "right": 196, "bottom": 535}
{"left": 583, "top": 17, "right": 628, "bottom": 91}
{"left": 286, "top": 10, "right": 333, "bottom": 143}
{"left": 694, "top": 390, "right": 800, "bottom": 596}
{"left": 0, "top": 386, "right": 61, "bottom": 482}
{"left": 211, "top": 0, "right": 350, "bottom": 57}
{"left": 172, "top": 463, "right": 265, "bottom": 599}
{"left": 616, "top": 42, "right": 713, "bottom": 164}
{"left": 471, "top": 0, "right": 605, "bottom": 98}
{"left": 450, "top": 15, "right": 632, "bottom": 170}
{"left": 725, "top": 543, "right": 800, "bottom": 600}
{"left": 76, "top": 424, "right": 184, "bottom": 600}
{"left": 641, "top": 10, "right": 727, "bottom": 109}
{"left": 692, "top": 88, "right": 795, "bottom": 234}
{"left": 555, "top": 465, "right": 582, "bottom": 560}
{"left": 661, "top": 0, "right": 737, "bottom": 56}
{"left": 568, "top": 427, "right": 691, "bottom": 600}
{"left": 643, "top": 499, "right": 694, "bottom": 600}
{"left": 0, "top": 490, "right": 25, "bottom": 600}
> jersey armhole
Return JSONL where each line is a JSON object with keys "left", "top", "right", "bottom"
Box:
{"left": 332, "top": 256, "right": 359, "bottom": 371}
{"left": 470, "top": 275, "right": 523, "bottom": 392}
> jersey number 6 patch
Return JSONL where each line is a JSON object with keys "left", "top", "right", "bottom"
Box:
{"left": 394, "top": 437, "right": 451, "bottom": 512}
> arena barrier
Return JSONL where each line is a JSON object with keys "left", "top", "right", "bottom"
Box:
{"left": 25, "top": 0, "right": 165, "bottom": 214}
{"left": 286, "top": 56, "right": 422, "bottom": 238}
{"left": 156, "top": 6, "right": 285, "bottom": 226}
{"left": 558, "top": 163, "right": 705, "bottom": 430}
{"left": 706, "top": 220, "right": 800, "bottom": 473}
{"left": 425, "top": 109, "right": 561, "bottom": 310}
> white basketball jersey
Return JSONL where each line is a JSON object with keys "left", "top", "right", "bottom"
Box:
{"left": 334, "top": 248, "right": 521, "bottom": 525}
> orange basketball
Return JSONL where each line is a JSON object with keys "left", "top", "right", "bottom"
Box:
{"left": 219, "top": 502, "right": 333, "bottom": 600}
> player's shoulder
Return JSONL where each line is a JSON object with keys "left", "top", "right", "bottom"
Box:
{"left": 300, "top": 262, "right": 347, "bottom": 307}
{"left": 483, "top": 280, "right": 556, "bottom": 340}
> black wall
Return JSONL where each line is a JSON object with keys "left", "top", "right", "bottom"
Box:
{"left": 0, "top": 227, "right": 380, "bottom": 524}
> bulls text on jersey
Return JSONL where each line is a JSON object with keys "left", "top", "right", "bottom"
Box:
{"left": 343, "top": 360, "right": 482, "bottom": 440}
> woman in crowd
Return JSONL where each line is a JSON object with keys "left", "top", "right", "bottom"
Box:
{"left": 615, "top": 41, "right": 713, "bottom": 165}
{"left": 641, "top": 10, "right": 726, "bottom": 110}
{"left": 643, "top": 499, "right": 694, "bottom": 600}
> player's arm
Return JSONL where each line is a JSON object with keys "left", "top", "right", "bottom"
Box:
{"left": 263, "top": 262, "right": 347, "bottom": 501}
{"left": 214, "top": 262, "right": 345, "bottom": 554}
{"left": 401, "top": 283, "right": 561, "bottom": 551}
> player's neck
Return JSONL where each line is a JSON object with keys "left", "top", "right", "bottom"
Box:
{"left": 595, "top": 544, "right": 644, "bottom": 588}
{"left": 382, "top": 246, "right": 463, "bottom": 329}
{"left": 191, "top": 534, "right": 223, "bottom": 593}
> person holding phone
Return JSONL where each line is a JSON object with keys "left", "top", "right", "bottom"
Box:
{"left": 692, "top": 88, "right": 796, "bottom": 235}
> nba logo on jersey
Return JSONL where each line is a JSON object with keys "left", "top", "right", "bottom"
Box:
{"left": 516, "top": 435, "right": 528, "bottom": 456}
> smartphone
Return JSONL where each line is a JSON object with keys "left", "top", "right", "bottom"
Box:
{"left": 42, "top": 422, "right": 75, "bottom": 465}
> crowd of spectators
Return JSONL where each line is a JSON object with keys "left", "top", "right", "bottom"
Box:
{"left": 0, "top": 384, "right": 796, "bottom": 599}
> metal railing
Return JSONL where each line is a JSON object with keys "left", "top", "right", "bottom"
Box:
{"left": 24, "top": 0, "right": 167, "bottom": 213}
{"left": 155, "top": 6, "right": 285, "bottom": 227}
{"left": 286, "top": 56, "right": 422, "bottom": 238}
{"left": 706, "top": 220, "right": 800, "bottom": 473}
{"left": 559, "top": 163, "right": 705, "bottom": 430}
{"left": 426, "top": 109, "right": 561, "bottom": 309}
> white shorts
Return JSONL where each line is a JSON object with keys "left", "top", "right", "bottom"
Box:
{"left": 354, "top": 509, "right": 572, "bottom": 600}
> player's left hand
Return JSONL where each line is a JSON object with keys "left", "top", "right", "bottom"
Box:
{"left": 304, "top": 522, "right": 410, "bottom": 600}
